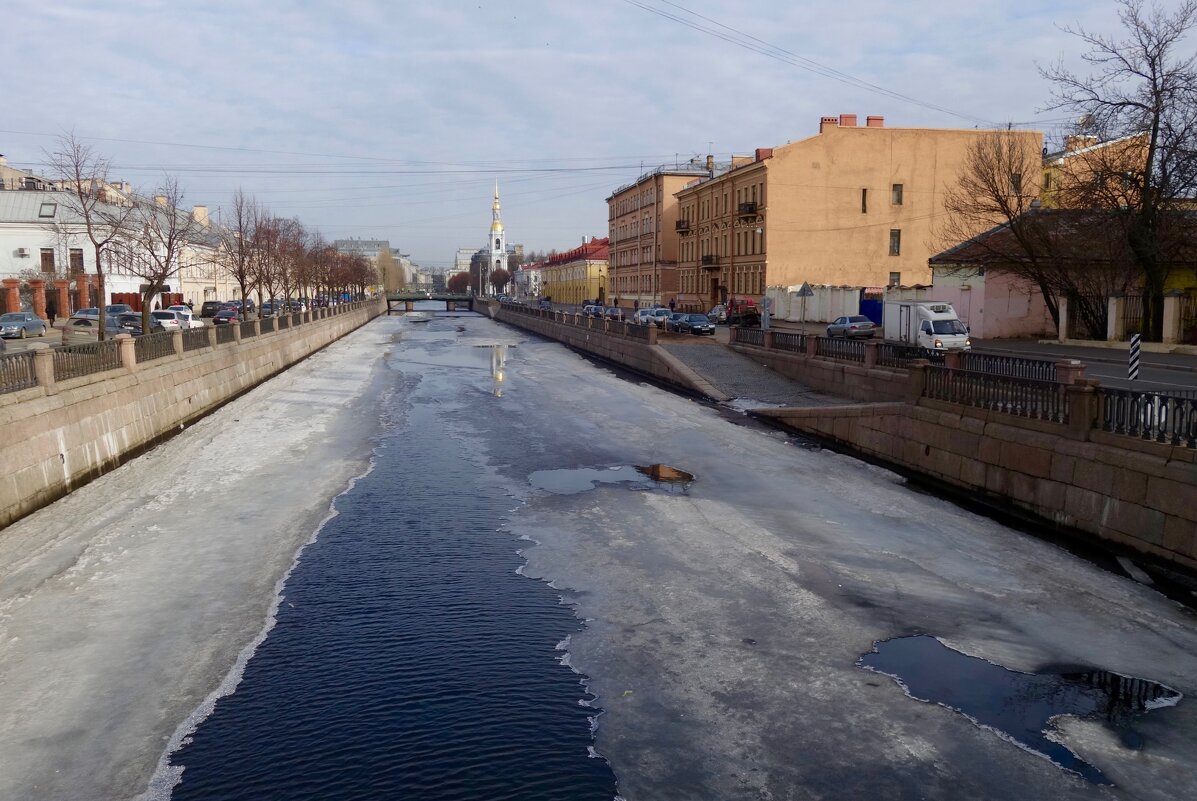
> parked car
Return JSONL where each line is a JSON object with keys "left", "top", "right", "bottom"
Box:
{"left": 200, "top": 300, "right": 225, "bottom": 318}
{"left": 105, "top": 303, "right": 134, "bottom": 316}
{"left": 167, "top": 306, "right": 204, "bottom": 328}
{"left": 646, "top": 308, "right": 672, "bottom": 328}
{"left": 604, "top": 307, "right": 625, "bottom": 321}
{"left": 259, "top": 301, "right": 279, "bottom": 317}
{"left": 632, "top": 309, "right": 656, "bottom": 326}
{"left": 582, "top": 304, "right": 604, "bottom": 318}
{"left": 150, "top": 310, "right": 187, "bottom": 331}
{"left": 826, "top": 315, "right": 877, "bottom": 339}
{"left": 74, "top": 307, "right": 101, "bottom": 320}
{"left": 0, "top": 311, "right": 47, "bottom": 339}
{"left": 61, "top": 315, "right": 129, "bottom": 344}
{"left": 665, "top": 312, "right": 688, "bottom": 332}
{"left": 115, "top": 313, "right": 151, "bottom": 335}
{"left": 212, "top": 308, "right": 241, "bottom": 325}
{"left": 677, "top": 313, "right": 716, "bottom": 335}
{"left": 537, "top": 299, "right": 552, "bottom": 310}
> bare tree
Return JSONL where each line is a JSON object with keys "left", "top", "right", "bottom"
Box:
{"left": 218, "top": 189, "right": 259, "bottom": 318}
{"left": 45, "top": 133, "right": 138, "bottom": 338}
{"left": 120, "top": 178, "right": 202, "bottom": 332}
{"left": 938, "top": 130, "right": 1147, "bottom": 338}
{"left": 1042, "top": 0, "right": 1197, "bottom": 339}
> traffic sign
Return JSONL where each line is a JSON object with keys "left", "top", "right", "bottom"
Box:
{"left": 795, "top": 282, "right": 814, "bottom": 297}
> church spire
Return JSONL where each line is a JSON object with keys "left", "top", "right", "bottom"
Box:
{"left": 491, "top": 181, "right": 503, "bottom": 233}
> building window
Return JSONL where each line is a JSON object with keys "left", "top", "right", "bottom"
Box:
{"left": 38, "top": 202, "right": 57, "bottom": 218}
{"left": 891, "top": 184, "right": 903, "bottom": 205}
{"left": 1010, "top": 173, "right": 1022, "bottom": 194}
{"left": 889, "top": 229, "right": 901, "bottom": 256}
{"left": 889, "top": 271, "right": 901, "bottom": 287}
{"left": 40, "top": 248, "right": 55, "bottom": 273}
{"left": 861, "top": 188, "right": 868, "bottom": 214}
{"left": 1043, "top": 172, "right": 1052, "bottom": 190}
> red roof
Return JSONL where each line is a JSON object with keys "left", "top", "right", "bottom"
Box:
{"left": 547, "top": 237, "right": 609, "bottom": 265}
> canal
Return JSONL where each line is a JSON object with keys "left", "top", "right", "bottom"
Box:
{"left": 0, "top": 308, "right": 1194, "bottom": 801}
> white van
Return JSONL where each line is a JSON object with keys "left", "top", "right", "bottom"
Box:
{"left": 883, "top": 300, "right": 971, "bottom": 351}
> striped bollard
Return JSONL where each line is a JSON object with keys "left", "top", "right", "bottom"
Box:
{"left": 1129, "top": 333, "right": 1141, "bottom": 380}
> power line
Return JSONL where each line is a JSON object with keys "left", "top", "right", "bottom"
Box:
{"left": 621, "top": 0, "right": 998, "bottom": 127}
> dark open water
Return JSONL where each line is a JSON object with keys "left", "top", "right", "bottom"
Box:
{"left": 169, "top": 316, "right": 617, "bottom": 800}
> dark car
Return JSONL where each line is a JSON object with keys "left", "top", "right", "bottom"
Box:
{"left": 582, "top": 304, "right": 604, "bottom": 318}
{"left": 105, "top": 303, "right": 134, "bottom": 316}
{"left": 200, "top": 300, "right": 225, "bottom": 318}
{"left": 664, "top": 312, "right": 688, "bottom": 332}
{"left": 0, "top": 311, "right": 47, "bottom": 339}
{"left": 677, "top": 313, "right": 716, "bottom": 335}
{"left": 115, "top": 312, "right": 152, "bottom": 335}
{"left": 212, "top": 309, "right": 241, "bottom": 325}
{"left": 826, "top": 315, "right": 877, "bottom": 338}
{"left": 603, "top": 307, "right": 624, "bottom": 321}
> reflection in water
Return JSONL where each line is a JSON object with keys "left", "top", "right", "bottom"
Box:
{"left": 858, "top": 635, "right": 1182, "bottom": 785}
{"left": 491, "top": 344, "right": 507, "bottom": 396}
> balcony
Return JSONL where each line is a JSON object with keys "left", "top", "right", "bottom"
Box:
{"left": 675, "top": 219, "right": 690, "bottom": 232}
{"left": 700, "top": 254, "right": 718, "bottom": 270}
{"left": 738, "top": 202, "right": 757, "bottom": 216}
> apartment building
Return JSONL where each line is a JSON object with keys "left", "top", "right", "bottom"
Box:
{"left": 673, "top": 115, "right": 1043, "bottom": 311}
{"left": 606, "top": 163, "right": 708, "bottom": 308}
{"left": 540, "top": 237, "right": 608, "bottom": 306}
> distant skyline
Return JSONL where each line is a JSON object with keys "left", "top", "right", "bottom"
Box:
{"left": 1, "top": 1, "right": 1133, "bottom": 267}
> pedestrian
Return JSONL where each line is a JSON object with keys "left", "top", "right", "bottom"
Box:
{"left": 47, "top": 299, "right": 57, "bottom": 326}
{"left": 633, "top": 299, "right": 640, "bottom": 312}
{"left": 668, "top": 298, "right": 676, "bottom": 313}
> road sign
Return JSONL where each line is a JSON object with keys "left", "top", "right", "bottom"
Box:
{"left": 795, "top": 282, "right": 814, "bottom": 298}
{"left": 1129, "top": 333, "right": 1141, "bottom": 380}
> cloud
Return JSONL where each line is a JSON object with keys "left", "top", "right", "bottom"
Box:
{"left": 1, "top": 0, "right": 1134, "bottom": 266}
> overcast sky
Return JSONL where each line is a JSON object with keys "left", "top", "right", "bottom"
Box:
{"left": 2, "top": 0, "right": 1130, "bottom": 268}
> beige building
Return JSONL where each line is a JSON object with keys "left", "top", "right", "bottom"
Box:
{"left": 607, "top": 163, "right": 708, "bottom": 307}
{"left": 540, "top": 237, "right": 609, "bottom": 306}
{"left": 674, "top": 115, "right": 1043, "bottom": 311}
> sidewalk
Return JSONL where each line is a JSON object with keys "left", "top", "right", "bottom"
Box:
{"left": 660, "top": 340, "right": 847, "bottom": 408}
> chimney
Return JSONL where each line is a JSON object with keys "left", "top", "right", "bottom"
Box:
{"left": 839, "top": 114, "right": 857, "bottom": 127}
{"left": 755, "top": 147, "right": 773, "bottom": 161}
{"left": 866, "top": 116, "right": 885, "bottom": 128}
{"left": 819, "top": 115, "right": 839, "bottom": 133}
{"left": 191, "top": 204, "right": 210, "bottom": 226}
{"left": 153, "top": 195, "right": 168, "bottom": 207}
{"left": 706, "top": 154, "right": 715, "bottom": 177}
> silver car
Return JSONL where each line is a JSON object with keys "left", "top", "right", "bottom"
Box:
{"left": 826, "top": 315, "right": 877, "bottom": 338}
{"left": 0, "top": 312, "right": 47, "bottom": 339}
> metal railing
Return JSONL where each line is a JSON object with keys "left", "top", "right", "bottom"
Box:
{"left": 924, "top": 366, "right": 1067, "bottom": 422}
{"left": 278, "top": 314, "right": 290, "bottom": 330}
{"left": 735, "top": 328, "right": 764, "bottom": 347}
{"left": 53, "top": 339, "right": 122, "bottom": 380}
{"left": 291, "top": 312, "right": 302, "bottom": 327}
{"left": 239, "top": 320, "right": 256, "bottom": 338}
{"left": 182, "top": 328, "right": 210, "bottom": 352}
{"left": 260, "top": 317, "right": 275, "bottom": 334}
{"left": 1098, "top": 388, "right": 1197, "bottom": 447}
{"left": 134, "top": 331, "right": 175, "bottom": 363}
{"left": 624, "top": 322, "right": 651, "bottom": 341}
{"left": 215, "top": 324, "right": 236, "bottom": 345}
{"left": 960, "top": 352, "right": 1056, "bottom": 382}
{"left": 815, "top": 336, "right": 865, "bottom": 363}
{"left": 771, "top": 331, "right": 806, "bottom": 353}
{"left": 0, "top": 351, "right": 37, "bottom": 394}
{"left": 876, "top": 343, "right": 920, "bottom": 368}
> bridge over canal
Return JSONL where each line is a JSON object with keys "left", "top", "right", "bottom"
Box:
{"left": 385, "top": 292, "right": 475, "bottom": 314}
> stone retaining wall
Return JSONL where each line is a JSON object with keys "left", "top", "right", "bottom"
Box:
{"left": 756, "top": 400, "right": 1197, "bottom": 570}
{"left": 490, "top": 306, "right": 712, "bottom": 396}
{"left": 729, "top": 343, "right": 911, "bottom": 402}
{"left": 0, "top": 301, "right": 383, "bottom": 529}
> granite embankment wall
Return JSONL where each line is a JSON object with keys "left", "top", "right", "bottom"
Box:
{"left": 756, "top": 389, "right": 1197, "bottom": 572}
{"left": 0, "top": 301, "right": 382, "bottom": 529}
{"left": 486, "top": 303, "right": 723, "bottom": 398}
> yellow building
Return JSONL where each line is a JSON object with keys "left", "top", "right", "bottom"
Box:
{"left": 607, "top": 164, "right": 709, "bottom": 308}
{"left": 540, "top": 237, "right": 609, "bottom": 306}
{"left": 674, "top": 115, "right": 1043, "bottom": 311}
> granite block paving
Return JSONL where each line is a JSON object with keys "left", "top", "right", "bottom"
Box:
{"left": 662, "top": 341, "right": 848, "bottom": 407}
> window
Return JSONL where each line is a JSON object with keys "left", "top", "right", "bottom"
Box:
{"left": 889, "top": 271, "right": 901, "bottom": 287}
{"left": 37, "top": 202, "right": 57, "bottom": 218}
{"left": 861, "top": 188, "right": 868, "bottom": 213}
{"left": 1043, "top": 172, "right": 1052, "bottom": 190}
{"left": 1010, "top": 173, "right": 1022, "bottom": 194}
{"left": 889, "top": 229, "right": 901, "bottom": 256}
{"left": 891, "top": 184, "right": 903, "bottom": 205}
{"left": 40, "top": 248, "right": 55, "bottom": 273}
